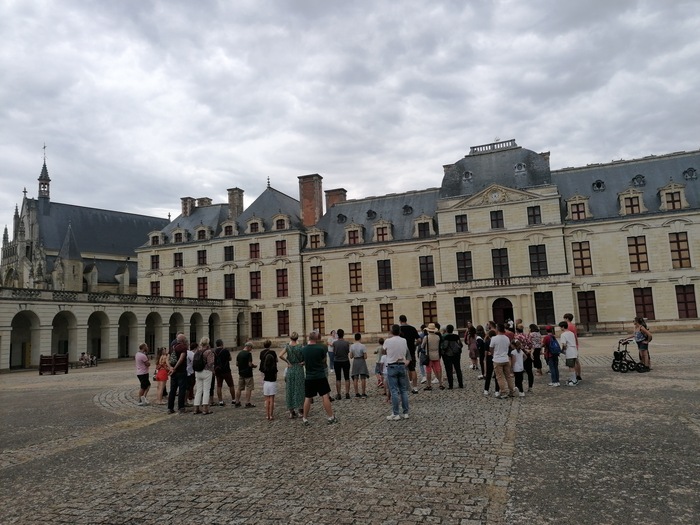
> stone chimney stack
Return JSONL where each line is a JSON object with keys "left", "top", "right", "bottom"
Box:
{"left": 181, "top": 197, "right": 196, "bottom": 217}
{"left": 227, "top": 188, "right": 244, "bottom": 219}
{"left": 325, "top": 188, "right": 347, "bottom": 210}
{"left": 298, "top": 174, "right": 323, "bottom": 227}
{"left": 197, "top": 197, "right": 212, "bottom": 207}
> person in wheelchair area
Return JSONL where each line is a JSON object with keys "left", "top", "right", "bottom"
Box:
{"left": 622, "top": 317, "right": 653, "bottom": 371}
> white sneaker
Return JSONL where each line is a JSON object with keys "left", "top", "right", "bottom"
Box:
{"left": 142, "top": 397, "right": 149, "bottom": 406}
{"left": 483, "top": 390, "right": 489, "bottom": 396}
{"left": 494, "top": 392, "right": 501, "bottom": 398}
{"left": 548, "top": 382, "right": 555, "bottom": 387}
{"left": 477, "top": 375, "right": 484, "bottom": 379}
{"left": 432, "top": 378, "right": 439, "bottom": 384}
{"left": 519, "top": 392, "right": 525, "bottom": 398}
{"left": 420, "top": 377, "right": 427, "bottom": 384}
{"left": 386, "top": 414, "right": 401, "bottom": 421}
{"left": 402, "top": 413, "right": 409, "bottom": 419}
{"left": 567, "top": 380, "right": 578, "bottom": 387}
{"left": 554, "top": 382, "right": 560, "bottom": 387}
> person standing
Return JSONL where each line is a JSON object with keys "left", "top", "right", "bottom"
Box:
{"left": 529, "top": 324, "right": 544, "bottom": 376}
{"left": 235, "top": 341, "right": 257, "bottom": 408}
{"left": 441, "top": 325, "right": 464, "bottom": 389}
{"left": 167, "top": 334, "right": 189, "bottom": 414}
{"left": 213, "top": 339, "right": 236, "bottom": 406}
{"left": 193, "top": 337, "right": 215, "bottom": 415}
{"left": 301, "top": 331, "right": 337, "bottom": 426}
{"left": 154, "top": 347, "right": 170, "bottom": 404}
{"left": 490, "top": 324, "right": 515, "bottom": 399}
{"left": 135, "top": 343, "right": 151, "bottom": 406}
{"left": 332, "top": 329, "right": 351, "bottom": 400}
{"left": 279, "top": 332, "right": 305, "bottom": 418}
{"left": 543, "top": 325, "right": 561, "bottom": 387}
{"left": 421, "top": 323, "right": 444, "bottom": 390}
{"left": 563, "top": 313, "right": 581, "bottom": 381}
{"left": 383, "top": 324, "right": 410, "bottom": 420}
{"left": 349, "top": 332, "right": 369, "bottom": 398}
{"left": 559, "top": 321, "right": 578, "bottom": 386}
{"left": 625, "top": 316, "right": 652, "bottom": 370}
{"left": 398, "top": 315, "right": 421, "bottom": 394}
{"left": 261, "top": 349, "right": 278, "bottom": 420}
{"left": 326, "top": 330, "right": 337, "bottom": 373}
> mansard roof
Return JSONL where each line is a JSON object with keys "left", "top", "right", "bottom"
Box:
{"left": 161, "top": 203, "right": 229, "bottom": 239}
{"left": 34, "top": 200, "right": 169, "bottom": 255}
{"left": 553, "top": 149, "right": 700, "bottom": 220}
{"left": 236, "top": 186, "right": 302, "bottom": 231}
{"left": 315, "top": 188, "right": 440, "bottom": 248}
{"left": 440, "top": 139, "right": 552, "bottom": 199}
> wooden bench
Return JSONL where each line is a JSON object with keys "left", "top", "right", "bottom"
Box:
{"left": 39, "top": 354, "right": 69, "bottom": 375}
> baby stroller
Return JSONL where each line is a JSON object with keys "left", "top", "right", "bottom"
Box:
{"left": 611, "top": 339, "right": 645, "bottom": 373}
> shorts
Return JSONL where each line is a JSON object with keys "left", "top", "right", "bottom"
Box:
{"left": 637, "top": 342, "right": 649, "bottom": 352}
{"left": 334, "top": 361, "right": 350, "bottom": 381}
{"left": 351, "top": 373, "right": 369, "bottom": 379}
{"left": 155, "top": 368, "right": 168, "bottom": 382}
{"left": 263, "top": 381, "right": 278, "bottom": 396}
{"left": 374, "top": 362, "right": 382, "bottom": 375}
{"left": 426, "top": 359, "right": 442, "bottom": 374}
{"left": 565, "top": 358, "right": 578, "bottom": 368}
{"left": 238, "top": 376, "right": 254, "bottom": 390}
{"left": 216, "top": 370, "right": 234, "bottom": 388}
{"left": 305, "top": 377, "right": 332, "bottom": 398}
{"left": 137, "top": 373, "right": 151, "bottom": 390}
{"left": 407, "top": 349, "right": 417, "bottom": 372}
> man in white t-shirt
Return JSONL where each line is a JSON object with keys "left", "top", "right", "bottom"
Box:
{"left": 383, "top": 325, "right": 410, "bottom": 420}
{"left": 489, "top": 324, "right": 515, "bottom": 398}
{"left": 558, "top": 321, "right": 578, "bottom": 386}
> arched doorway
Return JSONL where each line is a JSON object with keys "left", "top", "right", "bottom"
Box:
{"left": 236, "top": 312, "right": 246, "bottom": 347}
{"left": 52, "top": 311, "right": 78, "bottom": 358}
{"left": 10, "top": 311, "right": 40, "bottom": 369}
{"left": 190, "top": 313, "right": 204, "bottom": 345}
{"left": 169, "top": 313, "right": 185, "bottom": 346}
{"left": 145, "top": 312, "right": 163, "bottom": 353}
{"left": 118, "top": 312, "right": 138, "bottom": 358}
{"left": 87, "top": 311, "right": 110, "bottom": 359}
{"left": 492, "top": 298, "right": 514, "bottom": 326}
{"left": 208, "top": 313, "right": 220, "bottom": 343}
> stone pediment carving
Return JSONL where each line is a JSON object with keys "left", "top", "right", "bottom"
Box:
{"left": 449, "top": 184, "right": 538, "bottom": 208}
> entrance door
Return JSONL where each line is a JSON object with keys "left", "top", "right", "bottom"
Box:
{"left": 492, "top": 298, "right": 514, "bottom": 325}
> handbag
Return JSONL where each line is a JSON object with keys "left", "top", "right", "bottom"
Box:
{"left": 420, "top": 352, "right": 429, "bottom": 366}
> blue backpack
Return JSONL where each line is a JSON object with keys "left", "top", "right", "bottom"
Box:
{"left": 548, "top": 337, "right": 562, "bottom": 357}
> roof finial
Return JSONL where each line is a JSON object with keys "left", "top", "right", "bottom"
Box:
{"left": 267, "top": 177, "right": 270, "bottom": 188}
{"left": 43, "top": 143, "right": 47, "bottom": 163}
{"left": 22, "top": 187, "right": 27, "bottom": 197}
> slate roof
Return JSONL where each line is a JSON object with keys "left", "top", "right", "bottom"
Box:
{"left": 47, "top": 256, "right": 138, "bottom": 285}
{"left": 34, "top": 199, "right": 169, "bottom": 255}
{"left": 552, "top": 149, "right": 700, "bottom": 220}
{"left": 440, "top": 140, "right": 552, "bottom": 199}
{"left": 161, "top": 204, "right": 230, "bottom": 240}
{"left": 57, "top": 223, "right": 81, "bottom": 260}
{"left": 314, "top": 188, "right": 440, "bottom": 248}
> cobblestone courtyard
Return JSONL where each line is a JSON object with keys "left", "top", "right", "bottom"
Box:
{"left": 1, "top": 334, "right": 698, "bottom": 524}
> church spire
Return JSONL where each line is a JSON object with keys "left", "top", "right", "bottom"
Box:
{"left": 38, "top": 144, "right": 51, "bottom": 199}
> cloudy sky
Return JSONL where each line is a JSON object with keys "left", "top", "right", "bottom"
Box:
{"left": 1, "top": 0, "right": 699, "bottom": 236}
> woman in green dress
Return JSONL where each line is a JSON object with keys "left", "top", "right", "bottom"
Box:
{"left": 280, "top": 332, "right": 305, "bottom": 418}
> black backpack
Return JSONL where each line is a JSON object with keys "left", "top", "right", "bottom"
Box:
{"left": 192, "top": 350, "right": 206, "bottom": 372}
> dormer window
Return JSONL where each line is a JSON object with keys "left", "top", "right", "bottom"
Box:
{"left": 306, "top": 228, "right": 326, "bottom": 249}
{"left": 566, "top": 195, "right": 591, "bottom": 221}
{"left": 348, "top": 230, "right": 360, "bottom": 245}
{"left": 618, "top": 189, "right": 647, "bottom": 216}
{"left": 417, "top": 222, "right": 430, "bottom": 238}
{"left": 174, "top": 232, "right": 183, "bottom": 243}
{"left": 344, "top": 223, "right": 364, "bottom": 245}
{"left": 272, "top": 213, "right": 290, "bottom": 231}
{"left": 151, "top": 236, "right": 160, "bottom": 246}
{"left": 220, "top": 221, "right": 237, "bottom": 237}
{"left": 148, "top": 231, "right": 166, "bottom": 246}
{"left": 373, "top": 220, "right": 393, "bottom": 243}
{"left": 194, "top": 226, "right": 211, "bottom": 241}
{"left": 309, "top": 234, "right": 320, "bottom": 248}
{"left": 659, "top": 182, "right": 689, "bottom": 212}
{"left": 412, "top": 215, "right": 435, "bottom": 238}
{"left": 276, "top": 219, "right": 286, "bottom": 230}
{"left": 250, "top": 222, "right": 259, "bottom": 233}
{"left": 224, "top": 225, "right": 233, "bottom": 236}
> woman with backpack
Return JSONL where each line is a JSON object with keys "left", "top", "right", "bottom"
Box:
{"left": 542, "top": 326, "right": 561, "bottom": 387}
{"left": 193, "top": 337, "right": 215, "bottom": 415}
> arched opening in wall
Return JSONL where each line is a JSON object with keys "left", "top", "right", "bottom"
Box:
{"left": 190, "top": 313, "right": 204, "bottom": 345}
{"left": 208, "top": 313, "right": 220, "bottom": 343}
{"left": 87, "top": 311, "right": 109, "bottom": 359}
{"left": 118, "top": 312, "right": 137, "bottom": 358}
{"left": 169, "top": 313, "right": 185, "bottom": 345}
{"left": 10, "top": 310, "right": 40, "bottom": 369}
{"left": 145, "top": 312, "right": 163, "bottom": 353}
{"left": 52, "top": 311, "right": 77, "bottom": 358}
{"left": 236, "top": 312, "right": 246, "bottom": 347}
{"left": 492, "top": 298, "right": 514, "bottom": 326}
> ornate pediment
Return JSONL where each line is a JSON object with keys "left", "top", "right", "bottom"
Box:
{"left": 448, "top": 184, "right": 538, "bottom": 208}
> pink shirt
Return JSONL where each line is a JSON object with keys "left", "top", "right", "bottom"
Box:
{"left": 135, "top": 352, "right": 150, "bottom": 375}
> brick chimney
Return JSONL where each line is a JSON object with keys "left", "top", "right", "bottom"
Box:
{"left": 227, "top": 187, "right": 244, "bottom": 219}
{"left": 197, "top": 197, "right": 212, "bottom": 207}
{"left": 181, "top": 197, "right": 196, "bottom": 217}
{"left": 325, "top": 188, "right": 347, "bottom": 210}
{"left": 298, "top": 174, "right": 323, "bottom": 227}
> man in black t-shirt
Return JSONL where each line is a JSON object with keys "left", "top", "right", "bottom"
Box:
{"left": 214, "top": 339, "right": 236, "bottom": 406}
{"left": 234, "top": 342, "right": 256, "bottom": 407}
{"left": 167, "top": 333, "right": 189, "bottom": 414}
{"left": 399, "top": 315, "right": 421, "bottom": 394}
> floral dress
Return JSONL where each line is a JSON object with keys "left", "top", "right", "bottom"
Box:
{"left": 285, "top": 344, "right": 305, "bottom": 410}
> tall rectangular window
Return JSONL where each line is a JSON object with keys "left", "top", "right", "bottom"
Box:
{"left": 277, "top": 310, "right": 290, "bottom": 337}
{"left": 310, "top": 266, "right": 324, "bottom": 295}
{"left": 419, "top": 256, "right": 435, "bottom": 287}
{"left": 379, "top": 303, "right": 394, "bottom": 332}
{"left": 249, "top": 243, "right": 260, "bottom": 259}
{"left": 633, "top": 287, "right": 655, "bottom": 320}
{"left": 377, "top": 260, "right": 392, "bottom": 290}
{"left": 250, "top": 271, "right": 261, "bottom": 299}
{"left": 197, "top": 250, "right": 207, "bottom": 265}
{"left": 669, "top": 232, "right": 691, "bottom": 268}
{"left": 173, "top": 252, "right": 183, "bottom": 268}
{"left": 251, "top": 312, "right": 262, "bottom": 339}
{"left": 422, "top": 301, "right": 437, "bottom": 325}
{"left": 418, "top": 222, "right": 430, "bottom": 238}
{"left": 197, "top": 230, "right": 206, "bottom": 240}
{"left": 577, "top": 291, "right": 599, "bottom": 324}
{"left": 624, "top": 196, "right": 641, "bottom": 214}
{"left": 224, "top": 246, "right": 234, "bottom": 261}
{"left": 150, "top": 255, "right": 159, "bottom": 270}
{"left": 534, "top": 292, "right": 555, "bottom": 325}
{"left": 376, "top": 226, "right": 388, "bottom": 242}
{"left": 312, "top": 308, "right": 325, "bottom": 336}
{"left": 490, "top": 210, "right": 504, "bottom": 229}
{"left": 491, "top": 248, "right": 510, "bottom": 278}
{"left": 527, "top": 206, "right": 542, "bottom": 225}
{"left": 276, "top": 269, "right": 289, "bottom": 297}
{"left": 529, "top": 245, "right": 548, "bottom": 276}
{"left": 224, "top": 225, "right": 233, "bottom": 236}
{"left": 197, "top": 277, "right": 208, "bottom": 299}
{"left": 250, "top": 223, "right": 259, "bottom": 233}
{"left": 348, "top": 230, "right": 360, "bottom": 245}
{"left": 351, "top": 305, "right": 365, "bottom": 333}
{"left": 666, "top": 191, "right": 682, "bottom": 210}
{"left": 173, "top": 279, "right": 183, "bottom": 298}
{"left": 570, "top": 202, "right": 586, "bottom": 220}
{"left": 309, "top": 234, "right": 320, "bottom": 249}
{"left": 276, "top": 240, "right": 287, "bottom": 257}
{"left": 276, "top": 218, "right": 286, "bottom": 230}
{"left": 349, "top": 262, "right": 363, "bottom": 292}
{"left": 675, "top": 285, "right": 697, "bottom": 319}
{"left": 455, "top": 214, "right": 468, "bottom": 232}
{"left": 150, "top": 281, "right": 160, "bottom": 296}
{"left": 627, "top": 236, "right": 649, "bottom": 272}
{"left": 151, "top": 236, "right": 159, "bottom": 246}
{"left": 572, "top": 241, "right": 593, "bottom": 276}
{"left": 456, "top": 252, "right": 473, "bottom": 281}
{"left": 454, "top": 297, "right": 472, "bottom": 329}
{"left": 174, "top": 232, "right": 183, "bottom": 243}
{"left": 224, "top": 273, "right": 235, "bottom": 299}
